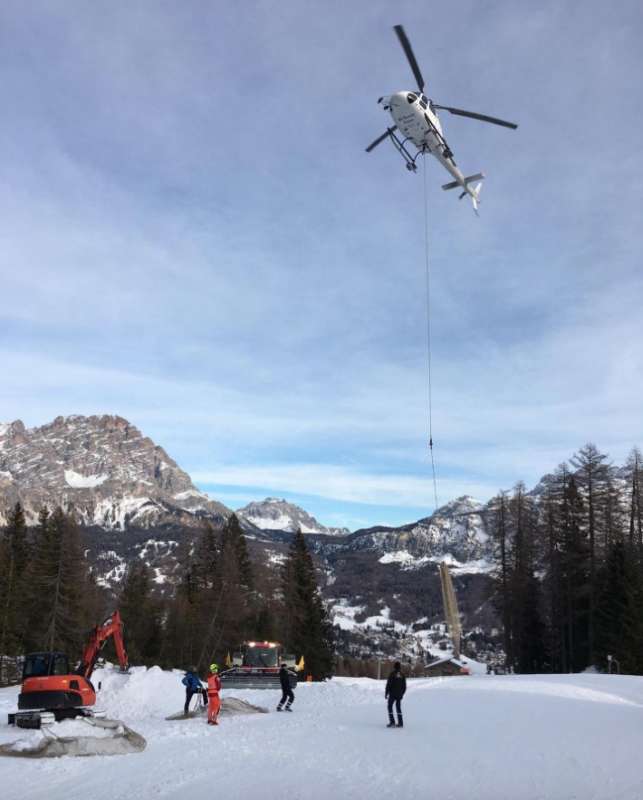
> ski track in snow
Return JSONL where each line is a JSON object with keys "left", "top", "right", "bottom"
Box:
{"left": 1, "top": 669, "right": 643, "bottom": 800}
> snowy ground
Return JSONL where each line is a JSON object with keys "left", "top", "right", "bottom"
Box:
{"left": 2, "top": 666, "right": 643, "bottom": 800}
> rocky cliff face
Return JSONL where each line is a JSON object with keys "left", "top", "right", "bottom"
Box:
{"left": 0, "top": 415, "right": 229, "bottom": 529}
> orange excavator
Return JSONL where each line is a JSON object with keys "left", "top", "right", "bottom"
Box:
{"left": 8, "top": 610, "right": 129, "bottom": 729}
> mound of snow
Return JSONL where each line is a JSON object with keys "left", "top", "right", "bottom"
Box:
{"left": 0, "top": 717, "right": 145, "bottom": 758}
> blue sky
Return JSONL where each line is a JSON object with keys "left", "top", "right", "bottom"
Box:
{"left": 2, "top": 1, "right": 643, "bottom": 530}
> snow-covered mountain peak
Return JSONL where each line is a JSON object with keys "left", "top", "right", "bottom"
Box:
{"left": 430, "top": 495, "right": 484, "bottom": 518}
{"left": 337, "top": 493, "right": 492, "bottom": 567}
{"left": 236, "top": 497, "right": 349, "bottom": 536}
{"left": 412, "top": 494, "right": 490, "bottom": 555}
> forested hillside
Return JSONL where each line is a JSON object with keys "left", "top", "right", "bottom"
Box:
{"left": 488, "top": 445, "right": 643, "bottom": 674}
{"left": 0, "top": 509, "right": 334, "bottom": 684}
{"left": 2, "top": 442, "right": 642, "bottom": 681}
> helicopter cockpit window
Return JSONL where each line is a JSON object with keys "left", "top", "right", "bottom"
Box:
{"left": 406, "top": 93, "right": 417, "bottom": 104}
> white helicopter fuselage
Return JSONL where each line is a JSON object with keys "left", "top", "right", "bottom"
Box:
{"left": 386, "top": 91, "right": 482, "bottom": 207}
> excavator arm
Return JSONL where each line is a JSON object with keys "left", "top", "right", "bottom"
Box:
{"left": 78, "top": 610, "right": 129, "bottom": 679}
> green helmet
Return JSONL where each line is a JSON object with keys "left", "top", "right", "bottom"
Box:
{"left": 210, "top": 663, "right": 219, "bottom": 673}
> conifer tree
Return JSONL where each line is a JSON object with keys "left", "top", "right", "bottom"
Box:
{"left": 191, "top": 522, "right": 220, "bottom": 593}
{"left": 515, "top": 574, "right": 547, "bottom": 672}
{"left": 603, "top": 475, "right": 625, "bottom": 552}
{"left": 165, "top": 517, "right": 257, "bottom": 671}
{"left": 22, "top": 509, "right": 49, "bottom": 651}
{"left": 560, "top": 475, "right": 590, "bottom": 671}
{"left": 502, "top": 483, "right": 546, "bottom": 672}
{"left": 490, "top": 491, "right": 512, "bottom": 667}
{"left": 119, "top": 561, "right": 162, "bottom": 665}
{"left": 25, "top": 508, "right": 90, "bottom": 654}
{"left": 165, "top": 535, "right": 214, "bottom": 670}
{"left": 594, "top": 541, "right": 643, "bottom": 673}
{"left": 540, "top": 468, "right": 568, "bottom": 672}
{"left": 625, "top": 447, "right": 643, "bottom": 550}
{"left": 570, "top": 443, "right": 610, "bottom": 663}
{"left": 281, "top": 529, "right": 334, "bottom": 680}
{"left": 0, "top": 502, "right": 29, "bottom": 664}
{"left": 223, "top": 514, "right": 253, "bottom": 591}
{"left": 162, "top": 589, "right": 198, "bottom": 670}
{"left": 214, "top": 521, "right": 248, "bottom": 659}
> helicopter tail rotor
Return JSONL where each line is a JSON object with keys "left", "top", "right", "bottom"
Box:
{"left": 465, "top": 182, "right": 483, "bottom": 215}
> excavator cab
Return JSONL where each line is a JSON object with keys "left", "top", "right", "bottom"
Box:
{"left": 23, "top": 652, "right": 70, "bottom": 679}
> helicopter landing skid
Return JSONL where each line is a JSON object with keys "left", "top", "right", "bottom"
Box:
{"left": 387, "top": 130, "right": 424, "bottom": 172}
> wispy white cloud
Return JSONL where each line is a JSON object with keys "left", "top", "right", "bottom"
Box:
{"left": 194, "top": 463, "right": 495, "bottom": 509}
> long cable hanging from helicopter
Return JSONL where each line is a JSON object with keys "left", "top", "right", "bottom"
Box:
{"left": 365, "top": 24, "right": 518, "bottom": 511}
{"left": 422, "top": 154, "right": 439, "bottom": 510}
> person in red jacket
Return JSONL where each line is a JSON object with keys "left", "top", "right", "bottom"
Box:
{"left": 207, "top": 663, "right": 222, "bottom": 725}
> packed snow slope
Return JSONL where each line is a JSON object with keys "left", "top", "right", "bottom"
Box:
{"left": 1, "top": 667, "right": 643, "bottom": 800}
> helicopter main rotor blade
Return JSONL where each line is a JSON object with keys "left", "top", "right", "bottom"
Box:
{"left": 393, "top": 25, "right": 425, "bottom": 92}
{"left": 433, "top": 104, "right": 518, "bottom": 130}
{"left": 365, "top": 126, "right": 396, "bottom": 152}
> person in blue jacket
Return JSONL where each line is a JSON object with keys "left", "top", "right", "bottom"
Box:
{"left": 182, "top": 667, "right": 206, "bottom": 715}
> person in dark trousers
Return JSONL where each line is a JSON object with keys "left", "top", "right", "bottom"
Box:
{"left": 276, "top": 663, "right": 295, "bottom": 712}
{"left": 182, "top": 667, "right": 207, "bottom": 715}
{"left": 385, "top": 661, "right": 406, "bottom": 728}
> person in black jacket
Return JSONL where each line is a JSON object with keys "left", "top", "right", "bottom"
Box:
{"left": 385, "top": 661, "right": 406, "bottom": 728}
{"left": 276, "top": 663, "right": 295, "bottom": 712}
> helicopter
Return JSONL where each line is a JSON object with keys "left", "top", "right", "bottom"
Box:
{"left": 366, "top": 25, "right": 518, "bottom": 213}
